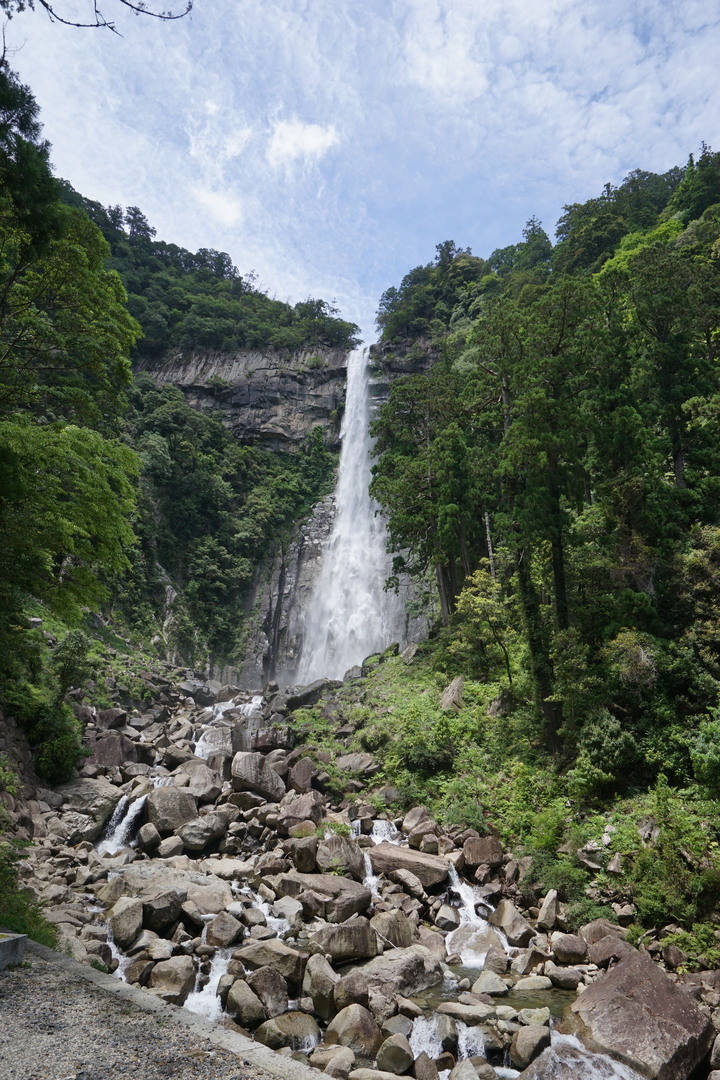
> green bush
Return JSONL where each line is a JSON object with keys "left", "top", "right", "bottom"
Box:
{"left": 0, "top": 842, "right": 57, "bottom": 946}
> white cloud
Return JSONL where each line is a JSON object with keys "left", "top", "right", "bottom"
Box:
{"left": 192, "top": 187, "right": 244, "bottom": 228}
{"left": 266, "top": 119, "right": 340, "bottom": 169}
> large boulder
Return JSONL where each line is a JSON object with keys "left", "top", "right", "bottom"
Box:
{"left": 313, "top": 917, "right": 379, "bottom": 963}
{"left": 255, "top": 1012, "right": 320, "bottom": 1051}
{"left": 225, "top": 979, "right": 266, "bottom": 1028}
{"left": 354, "top": 945, "right": 444, "bottom": 1022}
{"left": 303, "top": 953, "right": 340, "bottom": 1021}
{"left": 325, "top": 1003, "right": 384, "bottom": 1058}
{"left": 233, "top": 938, "right": 306, "bottom": 994}
{"left": 56, "top": 778, "right": 123, "bottom": 839}
{"left": 463, "top": 835, "right": 503, "bottom": 869}
{"left": 488, "top": 899, "right": 534, "bottom": 947}
{"left": 316, "top": 834, "right": 365, "bottom": 881}
{"left": 511, "top": 1025, "right": 551, "bottom": 1069}
{"left": 246, "top": 967, "right": 288, "bottom": 1019}
{"left": 206, "top": 910, "right": 244, "bottom": 947}
{"left": 142, "top": 890, "right": 185, "bottom": 932}
{"left": 175, "top": 758, "right": 223, "bottom": 803}
{"left": 377, "top": 1033, "right": 414, "bottom": 1074}
{"left": 571, "top": 950, "right": 714, "bottom": 1079}
{"left": 272, "top": 872, "right": 371, "bottom": 922}
{"left": 550, "top": 931, "right": 588, "bottom": 965}
{"left": 369, "top": 842, "right": 449, "bottom": 888}
{"left": 109, "top": 896, "right": 143, "bottom": 950}
{"left": 146, "top": 787, "right": 198, "bottom": 835}
{"left": 116, "top": 862, "right": 232, "bottom": 915}
{"left": 175, "top": 811, "right": 227, "bottom": 852}
{"left": 148, "top": 955, "right": 196, "bottom": 1005}
{"left": 370, "top": 910, "right": 414, "bottom": 949}
{"left": 276, "top": 790, "right": 325, "bottom": 833}
{"left": 231, "top": 751, "right": 286, "bottom": 802}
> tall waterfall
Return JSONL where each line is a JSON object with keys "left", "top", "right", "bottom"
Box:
{"left": 294, "top": 347, "right": 404, "bottom": 682}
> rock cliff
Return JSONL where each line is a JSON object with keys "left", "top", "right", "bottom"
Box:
{"left": 134, "top": 345, "right": 348, "bottom": 451}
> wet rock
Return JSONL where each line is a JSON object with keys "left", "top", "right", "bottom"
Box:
{"left": 413, "top": 1052, "right": 440, "bottom": 1080}
{"left": 514, "top": 975, "right": 552, "bottom": 992}
{"left": 472, "top": 971, "right": 508, "bottom": 996}
{"left": 146, "top": 787, "right": 198, "bottom": 835}
{"left": 435, "top": 904, "right": 460, "bottom": 931}
{"left": 231, "top": 751, "right": 286, "bottom": 802}
{"left": 572, "top": 949, "right": 714, "bottom": 1080}
{"left": 326, "top": 1003, "right": 384, "bottom": 1058}
{"left": 255, "top": 1011, "right": 321, "bottom": 1050}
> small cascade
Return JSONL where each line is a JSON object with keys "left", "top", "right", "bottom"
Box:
{"left": 369, "top": 819, "right": 399, "bottom": 844}
{"left": 409, "top": 1015, "right": 444, "bottom": 1060}
{"left": 361, "top": 851, "right": 382, "bottom": 899}
{"left": 445, "top": 865, "right": 508, "bottom": 966}
{"left": 194, "top": 695, "right": 262, "bottom": 758}
{"left": 543, "top": 1033, "right": 647, "bottom": 1079}
{"left": 106, "top": 925, "right": 132, "bottom": 981}
{"left": 294, "top": 347, "right": 405, "bottom": 682}
{"left": 96, "top": 794, "right": 147, "bottom": 856}
{"left": 239, "top": 884, "right": 290, "bottom": 936}
{"left": 184, "top": 948, "right": 232, "bottom": 1021}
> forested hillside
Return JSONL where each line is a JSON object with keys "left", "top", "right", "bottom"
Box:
{"left": 0, "top": 61, "right": 353, "bottom": 781}
{"left": 362, "top": 151, "right": 720, "bottom": 942}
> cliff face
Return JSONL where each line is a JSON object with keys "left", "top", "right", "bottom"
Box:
{"left": 134, "top": 345, "right": 348, "bottom": 450}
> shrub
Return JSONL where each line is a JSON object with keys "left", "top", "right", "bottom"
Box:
{"left": 0, "top": 842, "right": 57, "bottom": 946}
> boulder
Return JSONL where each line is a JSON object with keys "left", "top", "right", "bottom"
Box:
{"left": 440, "top": 675, "right": 464, "bottom": 712}
{"left": 176, "top": 759, "right": 223, "bottom": 803}
{"left": 488, "top": 899, "right": 534, "bottom": 947}
{"left": 435, "top": 904, "right": 460, "bottom": 931}
{"left": 413, "top": 1054, "right": 439, "bottom": 1080}
{"left": 471, "top": 971, "right": 508, "bottom": 996}
{"left": 355, "top": 945, "right": 444, "bottom": 1022}
{"left": 109, "top": 896, "right": 143, "bottom": 950}
{"left": 303, "top": 952, "right": 340, "bottom": 1020}
{"left": 463, "top": 835, "right": 503, "bottom": 869}
{"left": 88, "top": 732, "right": 138, "bottom": 769}
{"left": 288, "top": 756, "right": 317, "bottom": 793}
{"left": 369, "top": 843, "right": 449, "bottom": 888}
{"left": 142, "top": 889, "right": 185, "bottom": 932}
{"left": 245, "top": 966, "right": 288, "bottom": 1019}
{"left": 536, "top": 889, "right": 558, "bottom": 932}
{"left": 370, "top": 910, "right": 414, "bottom": 949}
{"left": 550, "top": 931, "right": 588, "bottom": 965}
{"left": 326, "top": 1004, "right": 384, "bottom": 1058}
{"left": 571, "top": 950, "right": 714, "bottom": 1080}
{"left": 255, "top": 1012, "right": 320, "bottom": 1051}
{"left": 276, "top": 790, "right": 326, "bottom": 832}
{"left": 233, "top": 938, "right": 306, "bottom": 994}
{"left": 514, "top": 975, "right": 552, "bottom": 992}
{"left": 175, "top": 811, "right": 227, "bottom": 851}
{"left": 231, "top": 751, "right": 286, "bottom": 802}
{"left": 226, "top": 979, "right": 266, "bottom": 1028}
{"left": 335, "top": 971, "right": 370, "bottom": 1013}
{"left": 137, "top": 822, "right": 161, "bottom": 852}
{"left": 336, "top": 752, "right": 374, "bottom": 773}
{"left": 272, "top": 872, "right": 371, "bottom": 922}
{"left": 146, "top": 787, "right": 198, "bottom": 835}
{"left": 579, "top": 917, "right": 626, "bottom": 945}
{"left": 148, "top": 955, "right": 196, "bottom": 1005}
{"left": 117, "top": 862, "right": 232, "bottom": 915}
{"left": 376, "top": 1033, "right": 414, "bottom": 1074}
{"left": 511, "top": 1025, "right": 551, "bottom": 1070}
{"left": 587, "top": 934, "right": 636, "bottom": 968}
{"left": 287, "top": 835, "right": 318, "bottom": 873}
{"left": 56, "top": 778, "right": 123, "bottom": 838}
{"left": 206, "top": 910, "right": 244, "bottom": 947}
{"left": 317, "top": 835, "right": 365, "bottom": 881}
{"left": 313, "top": 917, "right": 379, "bottom": 963}
{"left": 544, "top": 961, "right": 582, "bottom": 991}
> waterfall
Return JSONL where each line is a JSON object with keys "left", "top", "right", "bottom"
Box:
{"left": 294, "top": 346, "right": 404, "bottom": 682}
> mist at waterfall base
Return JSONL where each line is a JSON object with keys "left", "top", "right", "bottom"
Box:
{"left": 293, "top": 347, "right": 405, "bottom": 683}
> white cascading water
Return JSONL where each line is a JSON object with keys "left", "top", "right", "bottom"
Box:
{"left": 445, "top": 865, "right": 509, "bottom": 966}
{"left": 294, "top": 347, "right": 405, "bottom": 682}
{"left": 96, "top": 794, "right": 148, "bottom": 856}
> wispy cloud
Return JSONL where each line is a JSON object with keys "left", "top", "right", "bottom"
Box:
{"left": 266, "top": 118, "right": 340, "bottom": 170}
{"left": 8, "top": 1, "right": 720, "bottom": 336}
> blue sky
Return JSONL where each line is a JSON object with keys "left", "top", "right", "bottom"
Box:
{"left": 8, "top": 0, "right": 720, "bottom": 337}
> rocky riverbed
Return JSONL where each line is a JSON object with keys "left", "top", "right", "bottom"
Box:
{"left": 5, "top": 666, "right": 720, "bottom": 1080}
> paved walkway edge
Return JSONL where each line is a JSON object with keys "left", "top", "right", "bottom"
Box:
{"left": 27, "top": 942, "right": 321, "bottom": 1080}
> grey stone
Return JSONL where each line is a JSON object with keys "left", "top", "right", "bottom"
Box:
{"left": 325, "top": 1003, "right": 384, "bottom": 1058}
{"left": 511, "top": 1024, "right": 551, "bottom": 1069}
{"left": 313, "top": 917, "right": 379, "bottom": 963}
{"left": 255, "top": 1011, "right": 321, "bottom": 1050}
{"left": 376, "top": 1033, "right": 414, "bottom": 1074}
{"left": 226, "top": 978, "right": 266, "bottom": 1028}
{"left": 231, "top": 751, "right": 286, "bottom": 802}
{"left": 147, "top": 955, "right": 196, "bottom": 1005}
{"left": 146, "top": 786, "right": 198, "bottom": 835}
{"left": 109, "top": 896, "right": 143, "bottom": 950}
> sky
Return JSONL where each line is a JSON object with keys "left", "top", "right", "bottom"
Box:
{"left": 8, "top": 0, "right": 720, "bottom": 337}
